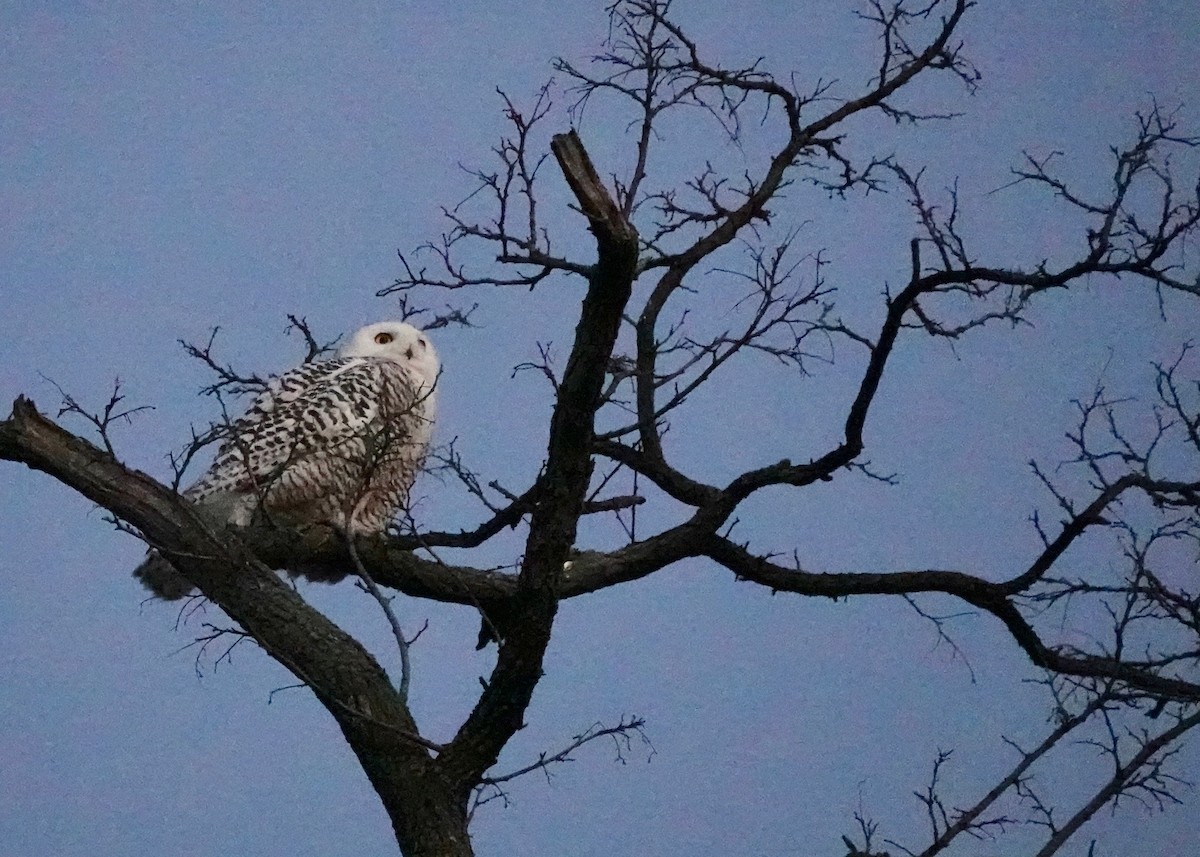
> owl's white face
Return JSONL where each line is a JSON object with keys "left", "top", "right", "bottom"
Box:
{"left": 338, "top": 321, "right": 439, "bottom": 387}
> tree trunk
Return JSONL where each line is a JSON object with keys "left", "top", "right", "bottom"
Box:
{"left": 342, "top": 730, "right": 473, "bottom": 856}
{"left": 382, "top": 781, "right": 472, "bottom": 857}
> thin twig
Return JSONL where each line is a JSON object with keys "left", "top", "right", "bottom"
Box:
{"left": 346, "top": 531, "right": 413, "bottom": 701}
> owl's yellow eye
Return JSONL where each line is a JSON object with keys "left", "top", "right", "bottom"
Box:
{"left": 374, "top": 332, "right": 394, "bottom": 345}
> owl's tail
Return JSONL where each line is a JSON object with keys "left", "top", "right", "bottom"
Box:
{"left": 132, "top": 491, "right": 250, "bottom": 600}
{"left": 132, "top": 551, "right": 196, "bottom": 600}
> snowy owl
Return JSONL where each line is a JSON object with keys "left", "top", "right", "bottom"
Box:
{"left": 134, "top": 320, "right": 439, "bottom": 599}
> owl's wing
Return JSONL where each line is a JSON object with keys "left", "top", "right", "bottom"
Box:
{"left": 187, "top": 358, "right": 410, "bottom": 499}
{"left": 235, "top": 356, "right": 359, "bottom": 421}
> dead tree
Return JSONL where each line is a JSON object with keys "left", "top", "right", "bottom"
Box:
{"left": 2, "top": 2, "right": 1198, "bottom": 855}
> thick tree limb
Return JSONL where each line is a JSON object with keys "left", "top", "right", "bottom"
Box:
{"left": 438, "top": 130, "right": 641, "bottom": 791}
{"left": 7, "top": 392, "right": 1195, "bottom": 710}
{"left": 0, "top": 396, "right": 469, "bottom": 854}
{"left": 8, "top": 391, "right": 1195, "bottom": 708}
{"left": 702, "top": 534, "right": 1200, "bottom": 703}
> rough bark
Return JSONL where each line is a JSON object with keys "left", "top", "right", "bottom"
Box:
{"left": 437, "top": 130, "right": 640, "bottom": 790}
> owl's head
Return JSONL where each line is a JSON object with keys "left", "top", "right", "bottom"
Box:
{"left": 339, "top": 321, "right": 439, "bottom": 387}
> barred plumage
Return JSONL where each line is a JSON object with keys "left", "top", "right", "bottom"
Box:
{"left": 134, "top": 321, "right": 438, "bottom": 599}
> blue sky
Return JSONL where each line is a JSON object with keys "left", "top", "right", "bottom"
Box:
{"left": 2, "top": 2, "right": 1198, "bottom": 855}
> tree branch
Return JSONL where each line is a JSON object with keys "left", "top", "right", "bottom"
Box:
{"left": 439, "top": 130, "right": 641, "bottom": 791}
{"left": 0, "top": 396, "right": 464, "bottom": 851}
